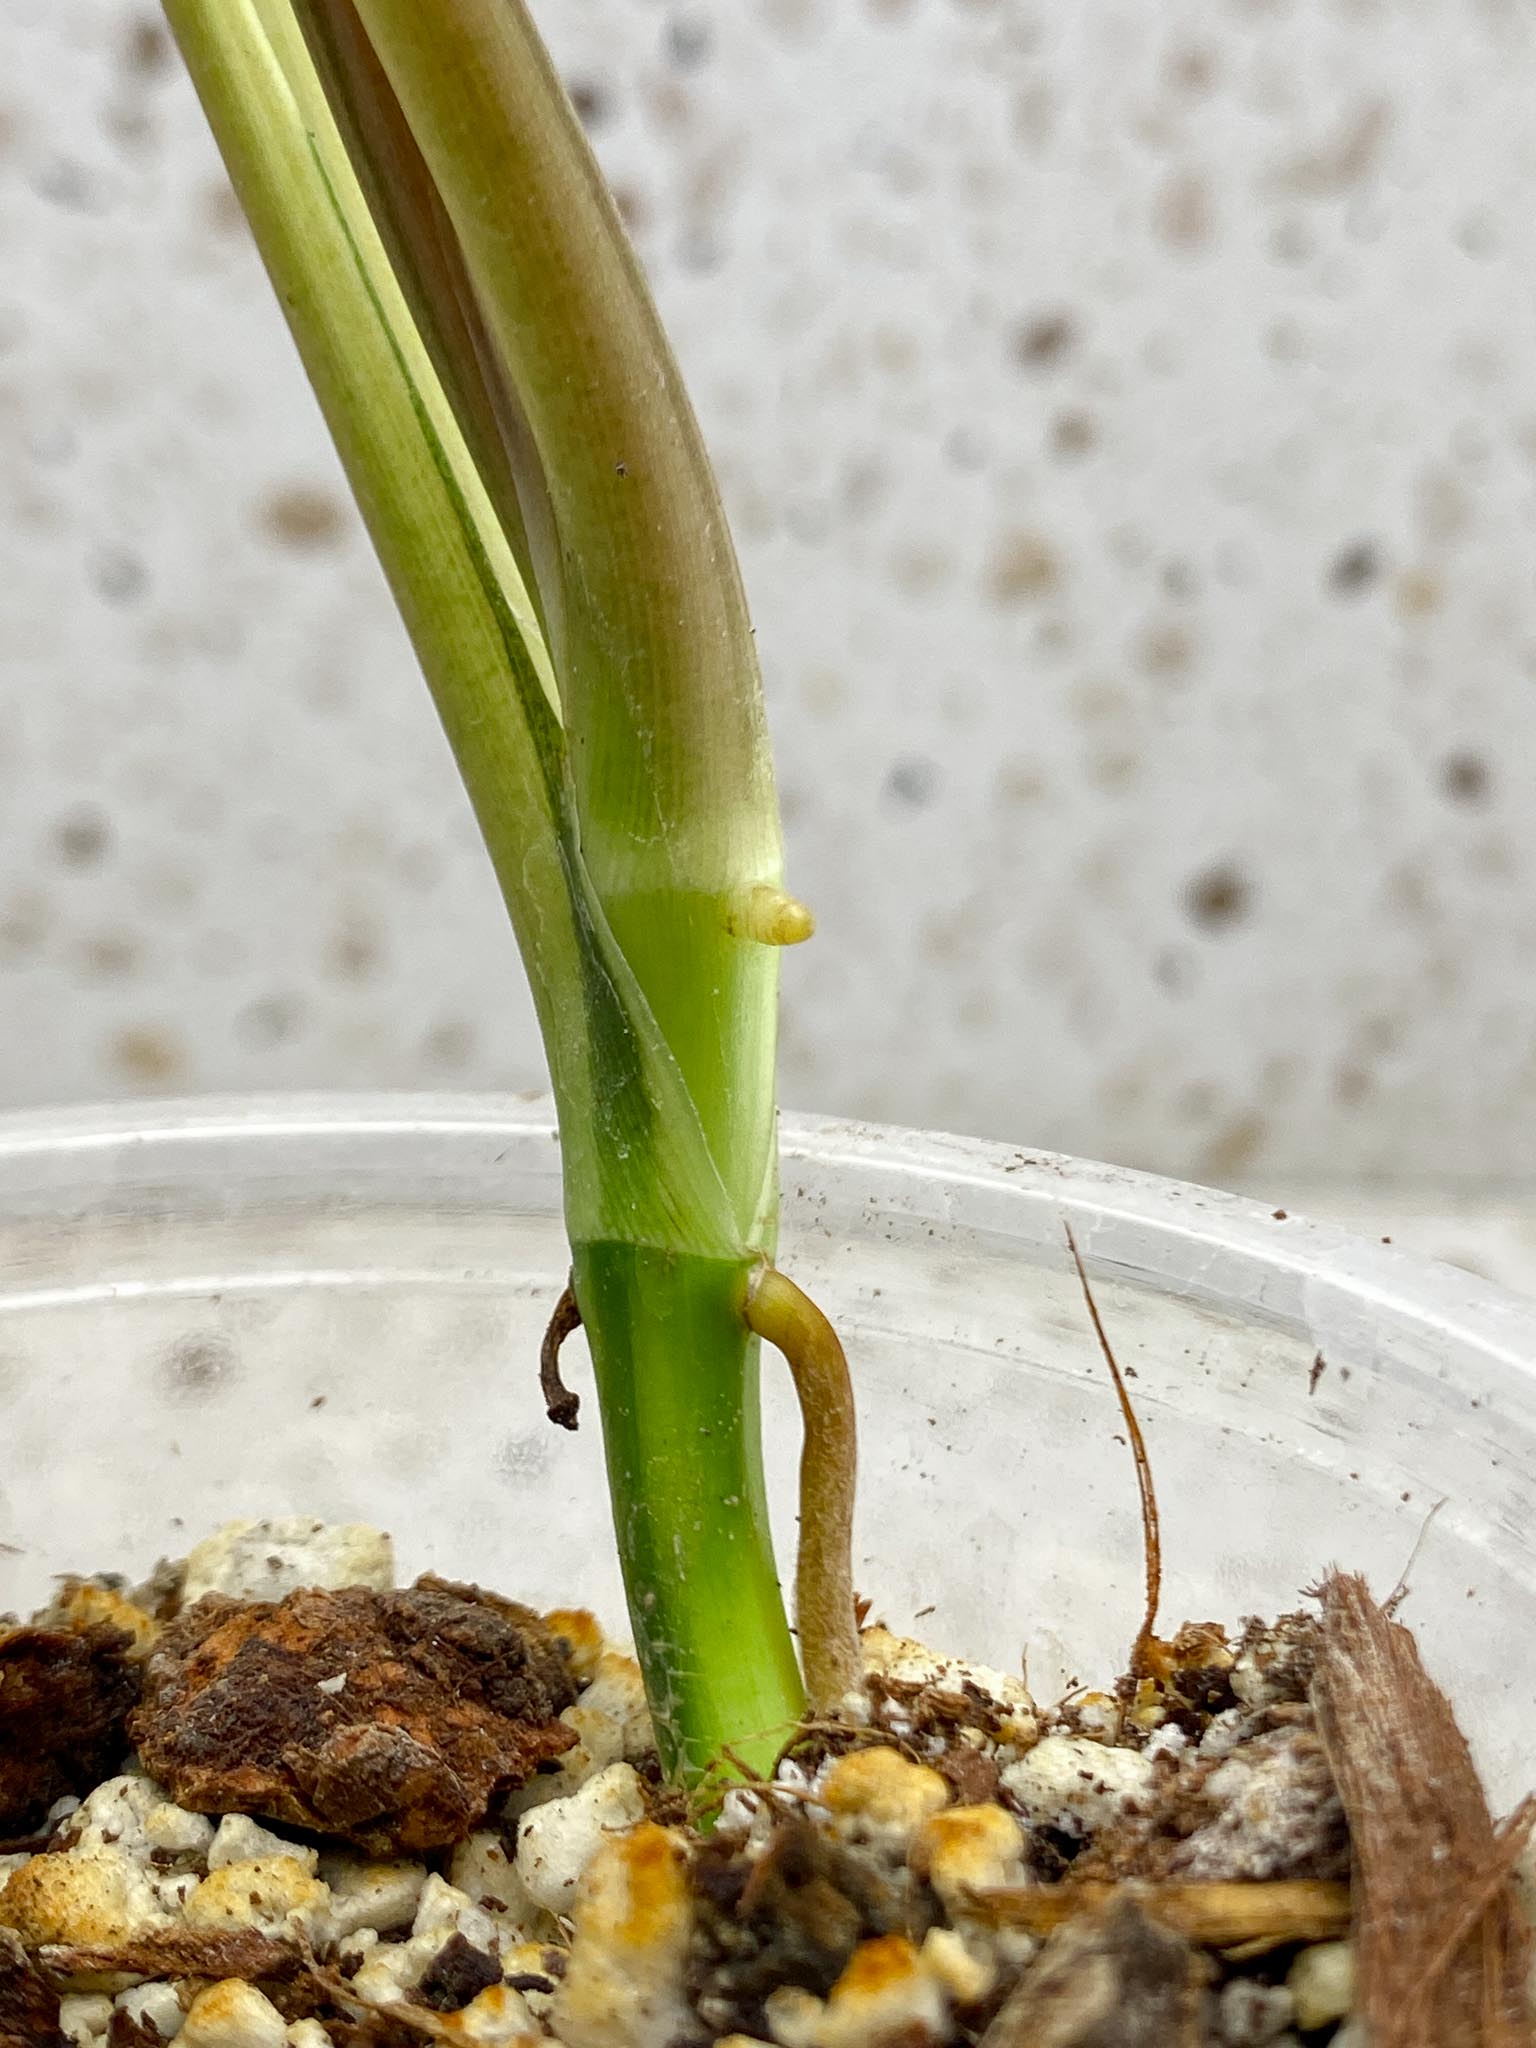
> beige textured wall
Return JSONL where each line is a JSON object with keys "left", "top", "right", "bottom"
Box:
{"left": 4, "top": 0, "right": 1536, "bottom": 1186}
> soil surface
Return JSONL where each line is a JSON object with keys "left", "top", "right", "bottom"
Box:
{"left": 0, "top": 1522, "right": 1525, "bottom": 2048}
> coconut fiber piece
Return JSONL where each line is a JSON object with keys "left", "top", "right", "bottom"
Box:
{"left": 0, "top": 1930, "right": 63, "bottom": 2048}
{"left": 1311, "top": 1570, "right": 1533, "bottom": 2047}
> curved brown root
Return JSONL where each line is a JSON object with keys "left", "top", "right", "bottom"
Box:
{"left": 539, "top": 1280, "right": 582, "bottom": 1430}
{"left": 744, "top": 1265, "right": 861, "bottom": 1713}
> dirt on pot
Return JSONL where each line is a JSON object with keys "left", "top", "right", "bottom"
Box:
{"left": 0, "top": 1517, "right": 1526, "bottom": 2048}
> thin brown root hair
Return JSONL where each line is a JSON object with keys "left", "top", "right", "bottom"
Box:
{"left": 1385, "top": 1493, "right": 1447, "bottom": 1615}
{"left": 773, "top": 1712, "right": 935, "bottom": 1778}
{"left": 687, "top": 1709, "right": 941, "bottom": 1829}
{"left": 683, "top": 1722, "right": 816, "bottom": 1828}
{"left": 1064, "top": 1220, "right": 1161, "bottom": 1681}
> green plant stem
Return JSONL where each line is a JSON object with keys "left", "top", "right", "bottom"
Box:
{"left": 341, "top": 0, "right": 786, "bottom": 1240}
{"left": 162, "top": 0, "right": 829, "bottom": 1782}
{"left": 572, "top": 1242, "right": 803, "bottom": 1781}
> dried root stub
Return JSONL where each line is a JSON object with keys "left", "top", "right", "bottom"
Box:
{"left": 130, "top": 1578, "right": 578, "bottom": 1854}
{"left": 1312, "top": 1569, "right": 1534, "bottom": 2047}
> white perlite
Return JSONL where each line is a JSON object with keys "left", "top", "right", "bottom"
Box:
{"left": 208, "top": 1814, "right": 318, "bottom": 1875}
{"left": 552, "top": 1825, "right": 694, "bottom": 2048}
{"left": 115, "top": 1982, "right": 187, "bottom": 2039}
{"left": 1216, "top": 1977, "right": 1295, "bottom": 2045}
{"left": 856, "top": 1627, "right": 1037, "bottom": 1748}
{"left": 184, "top": 1855, "right": 332, "bottom": 1944}
{"left": 1286, "top": 1940, "right": 1355, "bottom": 2032}
{"left": 58, "top": 1994, "right": 113, "bottom": 2046}
{"left": 316, "top": 1850, "right": 425, "bottom": 1938}
{"left": 180, "top": 1519, "right": 394, "bottom": 1604}
{"left": 764, "top": 1931, "right": 961, "bottom": 2048}
{"left": 505, "top": 1649, "right": 654, "bottom": 1817}
{"left": 69, "top": 1774, "right": 165, "bottom": 1859}
{"left": 179, "top": 1978, "right": 290, "bottom": 2047}
{"left": 999, "top": 1732, "right": 1154, "bottom": 1838}
{"left": 348, "top": 1871, "right": 539, "bottom": 2013}
{"left": 819, "top": 1747, "right": 950, "bottom": 1852}
{"left": 145, "top": 1799, "right": 217, "bottom": 1862}
{"left": 450, "top": 1830, "right": 547, "bottom": 1937}
{"left": 515, "top": 1763, "right": 649, "bottom": 1916}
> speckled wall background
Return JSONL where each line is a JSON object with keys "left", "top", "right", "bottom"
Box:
{"left": 5, "top": 0, "right": 1536, "bottom": 1188}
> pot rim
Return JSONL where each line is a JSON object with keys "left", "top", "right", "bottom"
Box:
{"left": 0, "top": 1089, "right": 1528, "bottom": 1377}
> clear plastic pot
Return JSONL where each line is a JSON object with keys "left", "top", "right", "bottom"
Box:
{"left": 1, "top": 1095, "right": 1531, "bottom": 1805}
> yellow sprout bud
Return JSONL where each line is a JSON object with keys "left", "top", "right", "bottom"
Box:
{"left": 726, "top": 884, "right": 815, "bottom": 946}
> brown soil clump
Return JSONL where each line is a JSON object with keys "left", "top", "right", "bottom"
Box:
{"left": 131, "top": 1578, "right": 577, "bottom": 1853}
{"left": 0, "top": 1622, "right": 140, "bottom": 1841}
{"left": 978, "top": 1895, "right": 1210, "bottom": 2046}
{"left": 688, "top": 1812, "right": 908, "bottom": 2039}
